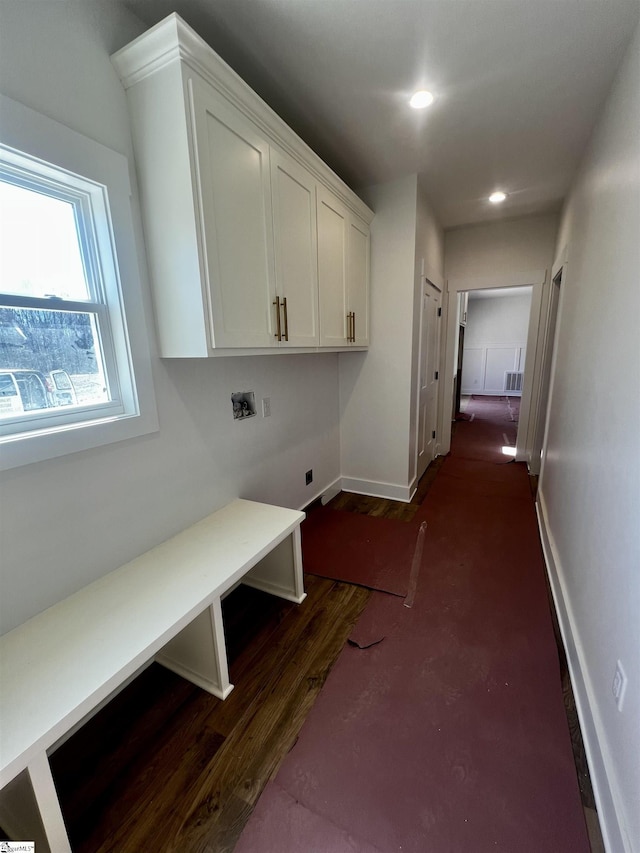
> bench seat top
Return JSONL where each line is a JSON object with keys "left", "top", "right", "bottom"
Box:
{"left": 0, "top": 498, "right": 304, "bottom": 786}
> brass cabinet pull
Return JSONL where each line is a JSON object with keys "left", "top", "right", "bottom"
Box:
{"left": 282, "top": 296, "right": 289, "bottom": 342}
{"left": 274, "top": 296, "right": 282, "bottom": 340}
{"left": 352, "top": 311, "right": 356, "bottom": 343}
{"left": 347, "top": 311, "right": 354, "bottom": 343}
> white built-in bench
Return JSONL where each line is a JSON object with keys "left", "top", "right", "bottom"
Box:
{"left": 0, "top": 498, "right": 305, "bottom": 852}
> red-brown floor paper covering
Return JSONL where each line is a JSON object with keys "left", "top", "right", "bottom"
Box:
{"left": 238, "top": 780, "right": 386, "bottom": 853}
{"left": 452, "top": 394, "right": 518, "bottom": 463}
{"left": 302, "top": 506, "right": 422, "bottom": 597}
{"left": 236, "top": 396, "right": 590, "bottom": 853}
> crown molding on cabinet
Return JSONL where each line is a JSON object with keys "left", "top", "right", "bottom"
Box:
{"left": 112, "top": 13, "right": 373, "bottom": 226}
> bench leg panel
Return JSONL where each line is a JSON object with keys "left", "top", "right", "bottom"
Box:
{"left": 243, "top": 529, "right": 306, "bottom": 604}
{"left": 156, "top": 600, "right": 233, "bottom": 700}
{"left": 26, "top": 752, "right": 72, "bottom": 853}
{"left": 0, "top": 762, "right": 68, "bottom": 852}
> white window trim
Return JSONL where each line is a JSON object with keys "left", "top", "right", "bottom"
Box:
{"left": 0, "top": 93, "right": 158, "bottom": 470}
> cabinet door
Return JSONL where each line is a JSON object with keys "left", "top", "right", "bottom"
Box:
{"left": 458, "top": 291, "right": 469, "bottom": 326}
{"left": 347, "top": 216, "right": 370, "bottom": 346}
{"left": 317, "top": 185, "right": 348, "bottom": 347}
{"left": 189, "top": 76, "right": 276, "bottom": 348}
{"left": 270, "top": 150, "right": 319, "bottom": 346}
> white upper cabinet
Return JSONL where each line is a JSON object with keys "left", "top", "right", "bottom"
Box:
{"left": 458, "top": 291, "right": 469, "bottom": 326}
{"left": 112, "top": 13, "right": 372, "bottom": 357}
{"left": 317, "top": 186, "right": 370, "bottom": 347}
{"left": 347, "top": 216, "right": 370, "bottom": 346}
{"left": 189, "top": 77, "right": 276, "bottom": 348}
{"left": 270, "top": 150, "right": 319, "bottom": 347}
{"left": 317, "top": 186, "right": 348, "bottom": 347}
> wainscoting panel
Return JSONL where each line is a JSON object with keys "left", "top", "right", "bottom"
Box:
{"left": 461, "top": 343, "right": 526, "bottom": 395}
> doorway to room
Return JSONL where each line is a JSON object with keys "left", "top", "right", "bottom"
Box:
{"left": 439, "top": 270, "right": 547, "bottom": 463}
{"left": 455, "top": 285, "right": 533, "bottom": 454}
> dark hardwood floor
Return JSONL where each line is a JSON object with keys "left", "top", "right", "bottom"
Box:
{"left": 51, "top": 575, "right": 371, "bottom": 852}
{"left": 329, "top": 453, "right": 446, "bottom": 521}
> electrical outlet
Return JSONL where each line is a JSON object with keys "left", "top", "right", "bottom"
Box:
{"left": 612, "top": 660, "right": 627, "bottom": 711}
{"left": 262, "top": 396, "right": 271, "bottom": 418}
{"left": 305, "top": 469, "right": 313, "bottom": 485}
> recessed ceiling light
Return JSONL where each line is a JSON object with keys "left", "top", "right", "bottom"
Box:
{"left": 489, "top": 191, "right": 507, "bottom": 204}
{"left": 409, "top": 90, "right": 434, "bottom": 109}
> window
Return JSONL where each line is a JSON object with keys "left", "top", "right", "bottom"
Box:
{"left": 1, "top": 170, "right": 120, "bottom": 427}
{"left": 0, "top": 94, "right": 157, "bottom": 469}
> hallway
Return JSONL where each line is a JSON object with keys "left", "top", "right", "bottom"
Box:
{"left": 236, "top": 394, "right": 596, "bottom": 851}
{"left": 47, "top": 397, "right": 601, "bottom": 852}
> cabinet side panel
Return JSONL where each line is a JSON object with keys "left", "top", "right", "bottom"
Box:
{"left": 127, "top": 65, "right": 209, "bottom": 357}
{"left": 348, "top": 219, "right": 370, "bottom": 346}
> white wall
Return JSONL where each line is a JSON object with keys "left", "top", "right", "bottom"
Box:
{"left": 339, "top": 176, "right": 418, "bottom": 499}
{"left": 461, "top": 290, "right": 532, "bottom": 394}
{"left": 415, "top": 176, "right": 445, "bottom": 283}
{"left": 0, "top": 1, "right": 342, "bottom": 634}
{"left": 339, "top": 175, "right": 444, "bottom": 501}
{"left": 409, "top": 177, "right": 445, "bottom": 481}
{"left": 445, "top": 214, "right": 560, "bottom": 279}
{"left": 465, "top": 291, "right": 532, "bottom": 347}
{"left": 538, "top": 22, "right": 640, "bottom": 852}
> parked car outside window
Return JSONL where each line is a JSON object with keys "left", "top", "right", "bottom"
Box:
{"left": 0, "top": 368, "right": 78, "bottom": 418}
{"left": 0, "top": 371, "right": 24, "bottom": 417}
{"left": 46, "top": 369, "right": 78, "bottom": 407}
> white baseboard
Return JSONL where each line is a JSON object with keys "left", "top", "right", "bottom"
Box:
{"left": 319, "top": 478, "right": 342, "bottom": 505}
{"left": 340, "top": 476, "right": 413, "bottom": 503}
{"left": 408, "top": 474, "right": 418, "bottom": 501}
{"left": 298, "top": 477, "right": 342, "bottom": 511}
{"left": 536, "top": 491, "right": 629, "bottom": 853}
{"left": 299, "top": 475, "right": 413, "bottom": 509}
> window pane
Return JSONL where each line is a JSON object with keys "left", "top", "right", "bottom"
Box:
{"left": 0, "top": 180, "right": 89, "bottom": 300}
{"left": 0, "top": 306, "right": 110, "bottom": 417}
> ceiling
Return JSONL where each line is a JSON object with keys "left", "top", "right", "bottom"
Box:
{"left": 123, "top": 0, "right": 639, "bottom": 229}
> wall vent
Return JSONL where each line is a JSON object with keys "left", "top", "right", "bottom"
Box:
{"left": 504, "top": 371, "right": 524, "bottom": 395}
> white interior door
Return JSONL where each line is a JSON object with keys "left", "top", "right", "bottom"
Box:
{"left": 531, "top": 268, "right": 563, "bottom": 474}
{"left": 417, "top": 281, "right": 441, "bottom": 479}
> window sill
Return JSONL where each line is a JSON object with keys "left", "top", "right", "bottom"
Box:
{"left": 0, "top": 404, "right": 159, "bottom": 471}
